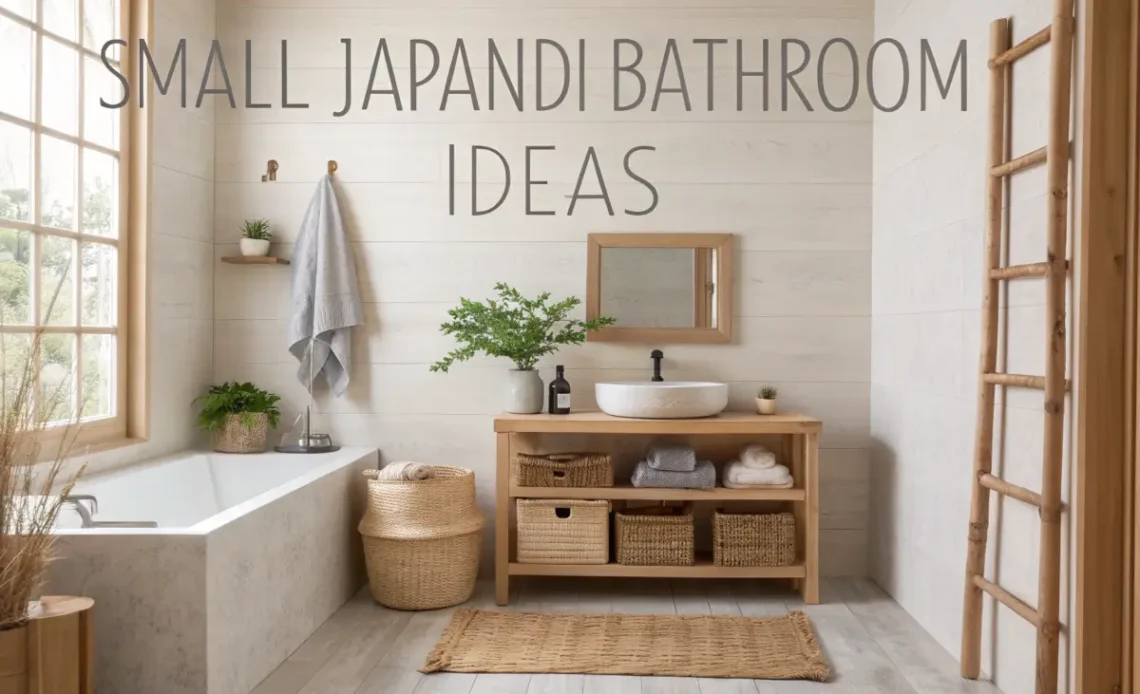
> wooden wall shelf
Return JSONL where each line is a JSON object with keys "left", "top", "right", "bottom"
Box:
{"left": 494, "top": 410, "right": 822, "bottom": 606}
{"left": 220, "top": 256, "right": 291, "bottom": 265}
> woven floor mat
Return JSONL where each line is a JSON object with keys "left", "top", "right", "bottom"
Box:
{"left": 420, "top": 609, "right": 830, "bottom": 681}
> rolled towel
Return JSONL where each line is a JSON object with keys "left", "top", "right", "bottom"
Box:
{"left": 741, "top": 444, "right": 777, "bottom": 470}
{"left": 646, "top": 442, "right": 697, "bottom": 472}
{"left": 723, "top": 460, "right": 793, "bottom": 488}
{"left": 631, "top": 460, "right": 716, "bottom": 490}
{"left": 375, "top": 462, "right": 435, "bottom": 481}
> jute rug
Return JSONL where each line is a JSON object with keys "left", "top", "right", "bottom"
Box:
{"left": 420, "top": 609, "right": 830, "bottom": 681}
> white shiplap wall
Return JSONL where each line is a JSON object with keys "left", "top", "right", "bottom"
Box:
{"left": 213, "top": 0, "right": 873, "bottom": 576}
{"left": 870, "top": 0, "right": 1081, "bottom": 692}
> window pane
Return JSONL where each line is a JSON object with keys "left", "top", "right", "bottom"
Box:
{"left": 40, "top": 234, "right": 75, "bottom": 325}
{"left": 43, "top": 0, "right": 77, "bottom": 42}
{"left": 81, "top": 334, "right": 113, "bottom": 419}
{"left": 0, "top": 122, "right": 32, "bottom": 223}
{"left": 82, "top": 148, "right": 116, "bottom": 237}
{"left": 0, "top": 18, "right": 33, "bottom": 122}
{"left": 0, "top": 229, "right": 32, "bottom": 324}
{"left": 41, "top": 136, "right": 76, "bottom": 230}
{"left": 42, "top": 39, "right": 79, "bottom": 137}
{"left": 82, "top": 0, "right": 117, "bottom": 52}
{"left": 0, "top": 0, "right": 34, "bottom": 20}
{"left": 0, "top": 332, "right": 32, "bottom": 405}
{"left": 80, "top": 241, "right": 114, "bottom": 325}
{"left": 84, "top": 56, "right": 120, "bottom": 149}
{"left": 40, "top": 332, "right": 75, "bottom": 424}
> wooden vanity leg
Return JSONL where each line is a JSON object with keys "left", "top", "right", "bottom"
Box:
{"left": 495, "top": 433, "right": 511, "bottom": 606}
{"left": 802, "top": 432, "right": 820, "bottom": 605}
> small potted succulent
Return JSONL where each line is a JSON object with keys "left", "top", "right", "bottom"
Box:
{"left": 431, "top": 283, "right": 615, "bottom": 414}
{"left": 756, "top": 386, "right": 779, "bottom": 415}
{"left": 195, "top": 382, "right": 281, "bottom": 453}
{"left": 240, "top": 219, "right": 272, "bottom": 257}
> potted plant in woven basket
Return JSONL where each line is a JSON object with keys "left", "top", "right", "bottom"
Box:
{"left": 195, "top": 382, "right": 281, "bottom": 453}
{"left": 430, "top": 284, "right": 616, "bottom": 414}
{"left": 0, "top": 327, "right": 95, "bottom": 692}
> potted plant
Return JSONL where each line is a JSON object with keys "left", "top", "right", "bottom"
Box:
{"left": 430, "top": 283, "right": 615, "bottom": 414}
{"left": 240, "top": 219, "right": 272, "bottom": 257}
{"left": 756, "top": 386, "right": 779, "bottom": 415}
{"left": 1, "top": 328, "right": 92, "bottom": 689}
{"left": 195, "top": 382, "right": 281, "bottom": 453}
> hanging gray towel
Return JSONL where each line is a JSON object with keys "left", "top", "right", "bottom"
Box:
{"left": 287, "top": 174, "right": 363, "bottom": 397}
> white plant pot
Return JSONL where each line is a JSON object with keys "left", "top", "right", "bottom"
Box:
{"left": 505, "top": 369, "right": 544, "bottom": 414}
{"left": 756, "top": 398, "right": 778, "bottom": 415}
{"left": 240, "top": 238, "right": 271, "bottom": 257}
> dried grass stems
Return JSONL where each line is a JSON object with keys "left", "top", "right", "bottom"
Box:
{"left": 0, "top": 325, "right": 85, "bottom": 632}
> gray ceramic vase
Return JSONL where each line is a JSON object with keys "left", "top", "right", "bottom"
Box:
{"left": 505, "top": 369, "right": 544, "bottom": 414}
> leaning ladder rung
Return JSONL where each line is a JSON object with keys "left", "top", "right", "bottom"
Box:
{"left": 990, "top": 260, "right": 1070, "bottom": 280}
{"left": 979, "top": 473, "right": 1043, "bottom": 507}
{"left": 990, "top": 146, "right": 1048, "bottom": 176}
{"left": 989, "top": 26, "right": 1052, "bottom": 68}
{"left": 982, "top": 373, "right": 1072, "bottom": 391}
{"left": 972, "top": 575, "right": 1042, "bottom": 627}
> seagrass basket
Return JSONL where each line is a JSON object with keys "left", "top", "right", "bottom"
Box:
{"left": 359, "top": 465, "right": 485, "bottom": 610}
{"left": 512, "top": 452, "right": 613, "bottom": 487}
{"left": 615, "top": 506, "right": 694, "bottom": 566}
{"left": 712, "top": 510, "right": 796, "bottom": 567}
{"left": 516, "top": 499, "right": 610, "bottom": 564}
{"left": 211, "top": 413, "right": 269, "bottom": 453}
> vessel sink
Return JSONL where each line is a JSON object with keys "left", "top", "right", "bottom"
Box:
{"left": 595, "top": 382, "right": 729, "bottom": 419}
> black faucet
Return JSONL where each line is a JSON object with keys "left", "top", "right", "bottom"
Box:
{"left": 651, "top": 350, "right": 664, "bottom": 382}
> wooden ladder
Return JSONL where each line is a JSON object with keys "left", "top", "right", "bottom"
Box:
{"left": 960, "top": 3, "right": 1075, "bottom": 694}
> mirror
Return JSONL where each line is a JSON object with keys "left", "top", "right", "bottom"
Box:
{"left": 586, "top": 233, "right": 734, "bottom": 343}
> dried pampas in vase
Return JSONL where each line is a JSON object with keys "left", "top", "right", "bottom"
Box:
{"left": 0, "top": 326, "right": 84, "bottom": 633}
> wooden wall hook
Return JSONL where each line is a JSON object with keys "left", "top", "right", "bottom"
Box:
{"left": 262, "top": 160, "right": 279, "bottom": 182}
{"left": 328, "top": 160, "right": 338, "bottom": 176}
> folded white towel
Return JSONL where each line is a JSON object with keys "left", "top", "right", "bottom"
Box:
{"left": 741, "top": 444, "right": 777, "bottom": 470}
{"left": 723, "top": 460, "right": 793, "bottom": 488}
{"left": 376, "top": 462, "right": 434, "bottom": 481}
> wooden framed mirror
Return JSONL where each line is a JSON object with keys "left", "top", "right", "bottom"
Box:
{"left": 586, "top": 233, "right": 734, "bottom": 343}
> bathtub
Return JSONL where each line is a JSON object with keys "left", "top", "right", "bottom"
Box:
{"left": 46, "top": 447, "right": 378, "bottom": 694}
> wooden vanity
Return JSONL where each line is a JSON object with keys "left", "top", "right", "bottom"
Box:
{"left": 493, "top": 411, "right": 822, "bottom": 606}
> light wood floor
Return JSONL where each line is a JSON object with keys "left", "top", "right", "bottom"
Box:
{"left": 251, "top": 578, "right": 1003, "bottom": 694}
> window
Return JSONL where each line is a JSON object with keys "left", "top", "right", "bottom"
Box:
{"left": 0, "top": 0, "right": 142, "bottom": 447}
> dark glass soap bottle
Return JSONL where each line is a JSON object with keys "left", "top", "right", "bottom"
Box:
{"left": 548, "top": 365, "right": 571, "bottom": 414}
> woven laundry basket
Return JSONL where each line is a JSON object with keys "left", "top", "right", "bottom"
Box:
{"left": 358, "top": 465, "right": 485, "bottom": 610}
{"left": 712, "top": 510, "right": 796, "bottom": 567}
{"left": 512, "top": 453, "right": 613, "bottom": 488}
{"left": 615, "top": 506, "right": 694, "bottom": 566}
{"left": 516, "top": 499, "right": 610, "bottom": 564}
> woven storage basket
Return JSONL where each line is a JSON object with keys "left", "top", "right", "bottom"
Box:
{"left": 512, "top": 453, "right": 613, "bottom": 488}
{"left": 516, "top": 499, "right": 610, "bottom": 564}
{"left": 712, "top": 510, "right": 796, "bottom": 567}
{"left": 358, "top": 465, "right": 485, "bottom": 610}
{"left": 615, "top": 506, "right": 694, "bottom": 566}
{"left": 211, "top": 413, "right": 269, "bottom": 453}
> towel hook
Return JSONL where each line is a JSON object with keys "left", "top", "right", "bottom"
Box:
{"left": 262, "top": 159, "right": 278, "bottom": 183}
{"left": 327, "top": 160, "right": 338, "bottom": 176}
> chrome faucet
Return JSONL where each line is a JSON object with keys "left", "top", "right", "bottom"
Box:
{"left": 61, "top": 494, "right": 158, "bottom": 529}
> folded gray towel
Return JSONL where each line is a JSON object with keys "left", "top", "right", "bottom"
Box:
{"left": 631, "top": 460, "right": 716, "bottom": 490}
{"left": 646, "top": 443, "right": 697, "bottom": 472}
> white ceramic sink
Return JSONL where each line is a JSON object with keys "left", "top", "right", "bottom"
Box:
{"left": 595, "top": 382, "right": 729, "bottom": 419}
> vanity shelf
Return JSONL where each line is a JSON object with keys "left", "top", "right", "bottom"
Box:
{"left": 493, "top": 411, "right": 822, "bottom": 606}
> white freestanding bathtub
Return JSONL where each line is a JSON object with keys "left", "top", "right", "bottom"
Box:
{"left": 46, "top": 447, "right": 378, "bottom": 694}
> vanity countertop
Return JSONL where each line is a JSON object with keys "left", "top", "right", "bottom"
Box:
{"left": 493, "top": 410, "right": 822, "bottom": 434}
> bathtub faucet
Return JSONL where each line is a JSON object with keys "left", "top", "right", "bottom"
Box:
{"left": 62, "top": 494, "right": 158, "bottom": 529}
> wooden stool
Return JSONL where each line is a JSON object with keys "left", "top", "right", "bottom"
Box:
{"left": 0, "top": 597, "right": 94, "bottom": 694}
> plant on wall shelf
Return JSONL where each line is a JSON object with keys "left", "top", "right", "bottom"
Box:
{"left": 431, "top": 283, "right": 615, "bottom": 414}
{"left": 239, "top": 219, "right": 273, "bottom": 257}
